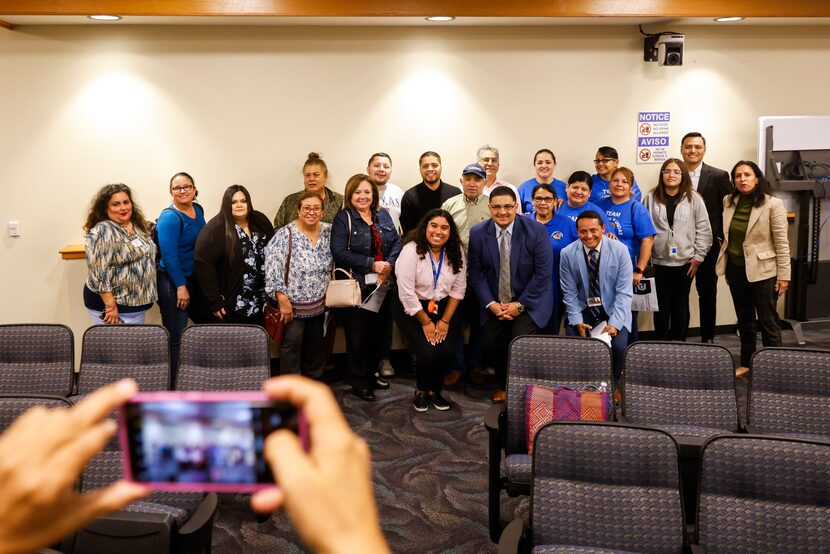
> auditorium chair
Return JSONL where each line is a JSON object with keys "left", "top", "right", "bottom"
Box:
{"left": 176, "top": 324, "right": 271, "bottom": 391}
{"left": 499, "top": 421, "right": 685, "bottom": 553}
{"left": 693, "top": 434, "right": 830, "bottom": 553}
{"left": 746, "top": 347, "right": 830, "bottom": 441}
{"left": 485, "top": 335, "right": 613, "bottom": 542}
{"left": 0, "top": 324, "right": 74, "bottom": 396}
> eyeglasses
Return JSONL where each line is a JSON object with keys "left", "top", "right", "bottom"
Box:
{"left": 479, "top": 157, "right": 498, "bottom": 163}
{"left": 300, "top": 206, "right": 323, "bottom": 213}
{"left": 661, "top": 170, "right": 682, "bottom": 176}
{"left": 171, "top": 185, "right": 194, "bottom": 193}
{"left": 533, "top": 196, "right": 556, "bottom": 203}
{"left": 593, "top": 158, "right": 617, "bottom": 165}
{"left": 489, "top": 203, "right": 516, "bottom": 211}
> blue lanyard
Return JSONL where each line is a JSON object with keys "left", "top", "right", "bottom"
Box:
{"left": 429, "top": 248, "right": 444, "bottom": 290}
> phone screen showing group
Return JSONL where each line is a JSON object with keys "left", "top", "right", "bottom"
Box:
{"left": 123, "top": 396, "right": 298, "bottom": 488}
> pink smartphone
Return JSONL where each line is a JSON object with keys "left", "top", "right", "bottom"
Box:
{"left": 118, "top": 391, "right": 307, "bottom": 493}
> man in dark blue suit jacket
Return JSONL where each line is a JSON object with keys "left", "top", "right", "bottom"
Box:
{"left": 468, "top": 186, "right": 553, "bottom": 402}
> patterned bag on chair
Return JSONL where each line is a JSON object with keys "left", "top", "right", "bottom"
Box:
{"left": 525, "top": 384, "right": 611, "bottom": 454}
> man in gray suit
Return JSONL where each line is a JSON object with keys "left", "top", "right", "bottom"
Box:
{"left": 681, "top": 132, "right": 733, "bottom": 343}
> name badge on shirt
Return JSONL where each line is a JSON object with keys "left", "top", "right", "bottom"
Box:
{"left": 365, "top": 273, "right": 378, "bottom": 285}
{"left": 587, "top": 296, "right": 602, "bottom": 307}
{"left": 669, "top": 244, "right": 679, "bottom": 256}
{"left": 130, "top": 236, "right": 145, "bottom": 248}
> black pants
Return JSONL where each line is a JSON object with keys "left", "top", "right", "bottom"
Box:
{"left": 339, "top": 306, "right": 382, "bottom": 389}
{"left": 482, "top": 311, "right": 540, "bottom": 389}
{"left": 280, "top": 314, "right": 326, "bottom": 379}
{"left": 695, "top": 245, "right": 720, "bottom": 341}
{"left": 653, "top": 264, "right": 693, "bottom": 341}
{"left": 397, "top": 298, "right": 461, "bottom": 392}
{"left": 457, "top": 287, "right": 483, "bottom": 373}
{"left": 725, "top": 261, "right": 782, "bottom": 367}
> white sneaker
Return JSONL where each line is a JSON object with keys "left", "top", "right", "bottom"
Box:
{"left": 379, "top": 358, "right": 395, "bottom": 377}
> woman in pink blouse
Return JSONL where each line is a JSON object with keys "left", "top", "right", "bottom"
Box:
{"left": 395, "top": 208, "right": 467, "bottom": 412}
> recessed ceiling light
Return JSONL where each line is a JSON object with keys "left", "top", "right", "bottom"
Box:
{"left": 715, "top": 16, "right": 744, "bottom": 22}
{"left": 425, "top": 16, "right": 455, "bottom": 22}
{"left": 88, "top": 15, "right": 122, "bottom": 21}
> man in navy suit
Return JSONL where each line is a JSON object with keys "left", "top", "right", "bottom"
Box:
{"left": 560, "top": 210, "right": 633, "bottom": 382}
{"left": 468, "top": 186, "right": 553, "bottom": 403}
{"left": 681, "top": 132, "right": 733, "bottom": 343}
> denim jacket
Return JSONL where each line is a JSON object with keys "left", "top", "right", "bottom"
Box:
{"left": 330, "top": 208, "right": 401, "bottom": 296}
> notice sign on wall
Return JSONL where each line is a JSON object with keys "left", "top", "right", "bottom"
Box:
{"left": 637, "top": 111, "right": 671, "bottom": 164}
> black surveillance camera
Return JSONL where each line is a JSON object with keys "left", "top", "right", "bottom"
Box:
{"left": 644, "top": 33, "right": 685, "bottom": 66}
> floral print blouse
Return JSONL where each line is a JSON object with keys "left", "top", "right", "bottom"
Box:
{"left": 233, "top": 225, "right": 268, "bottom": 317}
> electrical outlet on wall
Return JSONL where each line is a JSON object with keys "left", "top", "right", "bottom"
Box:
{"left": 8, "top": 221, "right": 20, "bottom": 237}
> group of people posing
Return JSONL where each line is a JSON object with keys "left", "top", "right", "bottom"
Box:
{"left": 83, "top": 133, "right": 790, "bottom": 409}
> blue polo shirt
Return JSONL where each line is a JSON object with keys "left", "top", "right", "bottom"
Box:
{"left": 596, "top": 197, "right": 656, "bottom": 266}
{"left": 518, "top": 177, "right": 567, "bottom": 214}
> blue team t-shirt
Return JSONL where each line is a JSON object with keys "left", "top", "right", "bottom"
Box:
{"left": 527, "top": 211, "right": 579, "bottom": 305}
{"left": 596, "top": 197, "right": 656, "bottom": 266}
{"left": 556, "top": 201, "right": 610, "bottom": 227}
{"left": 589, "top": 174, "right": 643, "bottom": 205}
{"left": 518, "top": 178, "right": 567, "bottom": 214}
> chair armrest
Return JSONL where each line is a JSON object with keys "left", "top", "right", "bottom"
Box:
{"left": 65, "top": 511, "right": 174, "bottom": 553}
{"left": 485, "top": 403, "right": 504, "bottom": 434}
{"left": 497, "top": 517, "right": 526, "bottom": 554}
{"left": 179, "top": 493, "right": 218, "bottom": 535}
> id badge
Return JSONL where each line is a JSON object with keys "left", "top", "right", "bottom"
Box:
{"left": 130, "top": 236, "right": 144, "bottom": 248}
{"left": 365, "top": 273, "right": 378, "bottom": 285}
{"left": 587, "top": 296, "right": 602, "bottom": 308}
{"left": 668, "top": 244, "right": 678, "bottom": 257}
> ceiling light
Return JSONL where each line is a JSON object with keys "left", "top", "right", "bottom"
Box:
{"left": 715, "top": 16, "right": 744, "bottom": 22}
{"left": 425, "top": 16, "right": 455, "bottom": 22}
{"left": 88, "top": 15, "right": 122, "bottom": 21}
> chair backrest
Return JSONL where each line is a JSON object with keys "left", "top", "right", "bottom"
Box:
{"left": 0, "top": 324, "right": 74, "bottom": 396}
{"left": 78, "top": 325, "right": 171, "bottom": 394}
{"left": 622, "top": 341, "right": 738, "bottom": 431}
{"left": 748, "top": 347, "right": 830, "bottom": 436}
{"left": 697, "top": 434, "right": 830, "bottom": 553}
{"left": 505, "top": 336, "right": 613, "bottom": 455}
{"left": 176, "top": 324, "right": 270, "bottom": 391}
{"left": 531, "top": 422, "right": 684, "bottom": 552}
{"left": 0, "top": 394, "right": 73, "bottom": 432}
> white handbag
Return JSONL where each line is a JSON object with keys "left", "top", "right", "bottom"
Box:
{"left": 325, "top": 268, "right": 362, "bottom": 307}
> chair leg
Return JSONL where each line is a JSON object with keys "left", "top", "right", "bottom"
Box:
{"left": 488, "top": 432, "right": 505, "bottom": 542}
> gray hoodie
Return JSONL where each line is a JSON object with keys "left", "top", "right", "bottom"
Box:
{"left": 644, "top": 190, "right": 712, "bottom": 266}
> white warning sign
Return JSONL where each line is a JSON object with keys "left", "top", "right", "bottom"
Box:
{"left": 637, "top": 111, "right": 670, "bottom": 164}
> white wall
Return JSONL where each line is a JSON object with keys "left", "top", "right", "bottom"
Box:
{"left": 2, "top": 23, "right": 828, "bottom": 355}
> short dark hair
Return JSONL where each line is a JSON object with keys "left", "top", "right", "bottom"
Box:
{"left": 531, "top": 182, "right": 557, "bottom": 201}
{"left": 568, "top": 170, "right": 594, "bottom": 190}
{"left": 488, "top": 185, "right": 516, "bottom": 203}
{"left": 534, "top": 148, "right": 556, "bottom": 164}
{"left": 367, "top": 152, "right": 392, "bottom": 166}
{"left": 597, "top": 146, "right": 619, "bottom": 160}
{"left": 681, "top": 132, "right": 706, "bottom": 146}
{"left": 576, "top": 210, "right": 604, "bottom": 226}
{"left": 419, "top": 151, "right": 441, "bottom": 165}
{"left": 728, "top": 161, "right": 770, "bottom": 208}
{"left": 344, "top": 173, "right": 379, "bottom": 212}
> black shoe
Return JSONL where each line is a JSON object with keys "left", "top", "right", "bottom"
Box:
{"left": 352, "top": 386, "right": 376, "bottom": 402}
{"left": 701, "top": 338, "right": 714, "bottom": 344}
{"left": 374, "top": 373, "right": 390, "bottom": 390}
{"left": 414, "top": 390, "right": 429, "bottom": 412}
{"left": 430, "top": 391, "right": 450, "bottom": 411}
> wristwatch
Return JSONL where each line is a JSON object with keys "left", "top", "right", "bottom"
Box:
{"left": 633, "top": 267, "right": 644, "bottom": 274}
{"left": 515, "top": 301, "right": 525, "bottom": 313}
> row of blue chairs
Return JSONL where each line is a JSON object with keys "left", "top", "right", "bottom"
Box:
{"left": 486, "top": 336, "right": 830, "bottom": 542}
{"left": 498, "top": 421, "right": 830, "bottom": 553}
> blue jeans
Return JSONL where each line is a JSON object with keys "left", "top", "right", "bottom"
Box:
{"left": 157, "top": 270, "right": 190, "bottom": 381}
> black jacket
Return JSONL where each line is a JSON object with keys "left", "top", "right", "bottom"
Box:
{"left": 697, "top": 162, "right": 733, "bottom": 247}
{"left": 194, "top": 210, "right": 275, "bottom": 312}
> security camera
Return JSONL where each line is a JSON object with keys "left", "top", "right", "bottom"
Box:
{"left": 644, "top": 33, "right": 685, "bottom": 66}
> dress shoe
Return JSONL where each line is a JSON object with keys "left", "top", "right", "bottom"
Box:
{"left": 735, "top": 366, "right": 750, "bottom": 379}
{"left": 491, "top": 389, "right": 506, "bottom": 403}
{"left": 430, "top": 391, "right": 451, "bottom": 411}
{"left": 414, "top": 390, "right": 429, "bottom": 412}
{"left": 379, "top": 358, "right": 395, "bottom": 377}
{"left": 443, "top": 370, "right": 462, "bottom": 387}
{"left": 352, "top": 386, "right": 376, "bottom": 401}
{"left": 374, "top": 373, "right": 390, "bottom": 390}
{"left": 701, "top": 338, "right": 714, "bottom": 344}
{"left": 614, "top": 388, "right": 622, "bottom": 405}
{"left": 468, "top": 369, "right": 487, "bottom": 385}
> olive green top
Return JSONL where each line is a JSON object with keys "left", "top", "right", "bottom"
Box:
{"left": 726, "top": 195, "right": 753, "bottom": 267}
{"left": 273, "top": 187, "right": 344, "bottom": 229}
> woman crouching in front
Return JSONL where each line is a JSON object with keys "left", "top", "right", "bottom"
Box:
{"left": 396, "top": 209, "right": 466, "bottom": 412}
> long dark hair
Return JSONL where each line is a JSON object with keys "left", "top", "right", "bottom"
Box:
{"left": 653, "top": 158, "right": 694, "bottom": 205}
{"left": 220, "top": 185, "right": 267, "bottom": 266}
{"left": 403, "top": 209, "right": 464, "bottom": 274}
{"left": 727, "top": 160, "right": 769, "bottom": 208}
{"left": 83, "top": 183, "right": 149, "bottom": 234}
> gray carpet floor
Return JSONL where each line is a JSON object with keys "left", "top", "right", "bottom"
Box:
{"left": 211, "top": 326, "right": 830, "bottom": 553}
